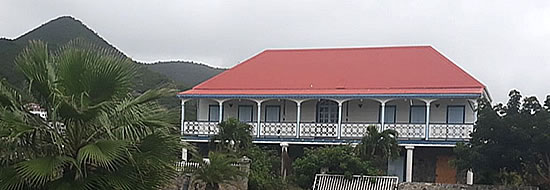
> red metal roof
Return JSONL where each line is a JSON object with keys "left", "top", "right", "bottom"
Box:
{"left": 179, "top": 46, "right": 485, "bottom": 96}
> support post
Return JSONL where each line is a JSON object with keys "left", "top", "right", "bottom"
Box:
{"left": 380, "top": 102, "right": 386, "bottom": 131}
{"left": 180, "top": 99, "right": 186, "bottom": 136}
{"left": 296, "top": 102, "right": 301, "bottom": 138}
{"left": 257, "top": 102, "right": 261, "bottom": 138}
{"left": 181, "top": 99, "right": 187, "bottom": 161}
{"left": 181, "top": 148, "right": 188, "bottom": 161}
{"left": 467, "top": 169, "right": 474, "bottom": 185}
{"left": 280, "top": 142, "right": 289, "bottom": 181}
{"left": 218, "top": 101, "right": 223, "bottom": 123}
{"left": 337, "top": 102, "right": 343, "bottom": 139}
{"left": 405, "top": 146, "right": 414, "bottom": 182}
{"left": 425, "top": 102, "right": 431, "bottom": 140}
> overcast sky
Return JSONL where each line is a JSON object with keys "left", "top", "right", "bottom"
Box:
{"left": 1, "top": 0, "right": 549, "bottom": 103}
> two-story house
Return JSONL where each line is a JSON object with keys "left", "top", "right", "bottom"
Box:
{"left": 177, "top": 46, "right": 489, "bottom": 183}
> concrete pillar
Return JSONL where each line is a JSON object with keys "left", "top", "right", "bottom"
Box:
{"left": 296, "top": 102, "right": 301, "bottom": 138}
{"left": 425, "top": 102, "right": 431, "bottom": 140}
{"left": 257, "top": 102, "right": 261, "bottom": 138}
{"left": 467, "top": 169, "right": 474, "bottom": 185}
{"left": 218, "top": 101, "right": 223, "bottom": 123}
{"left": 181, "top": 99, "right": 186, "bottom": 136}
{"left": 280, "top": 142, "right": 289, "bottom": 180}
{"left": 181, "top": 99, "right": 187, "bottom": 161}
{"left": 380, "top": 102, "right": 386, "bottom": 131}
{"left": 405, "top": 146, "right": 414, "bottom": 182}
{"left": 181, "top": 148, "right": 188, "bottom": 161}
{"left": 337, "top": 102, "right": 343, "bottom": 139}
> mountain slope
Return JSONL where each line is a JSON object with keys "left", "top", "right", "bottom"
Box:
{"left": 0, "top": 16, "right": 223, "bottom": 93}
{"left": 0, "top": 16, "right": 224, "bottom": 120}
{"left": 144, "top": 61, "right": 225, "bottom": 87}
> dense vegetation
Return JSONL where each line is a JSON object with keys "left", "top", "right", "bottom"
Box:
{"left": 292, "top": 146, "right": 379, "bottom": 189}
{"left": 205, "top": 118, "right": 286, "bottom": 190}
{"left": 454, "top": 90, "right": 550, "bottom": 189}
{"left": 144, "top": 61, "right": 225, "bottom": 87}
{"left": 0, "top": 40, "right": 189, "bottom": 190}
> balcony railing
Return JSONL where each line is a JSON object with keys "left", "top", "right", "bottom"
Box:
{"left": 429, "top": 123, "right": 474, "bottom": 139}
{"left": 261, "top": 122, "right": 296, "bottom": 137}
{"left": 183, "top": 121, "right": 219, "bottom": 135}
{"left": 341, "top": 123, "right": 381, "bottom": 138}
{"left": 300, "top": 122, "right": 337, "bottom": 138}
{"left": 384, "top": 123, "right": 426, "bottom": 139}
{"left": 183, "top": 121, "right": 474, "bottom": 141}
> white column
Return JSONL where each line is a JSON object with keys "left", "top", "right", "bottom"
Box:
{"left": 425, "top": 102, "right": 431, "bottom": 140}
{"left": 181, "top": 99, "right": 187, "bottom": 161}
{"left": 467, "top": 169, "right": 474, "bottom": 185}
{"left": 296, "top": 102, "right": 301, "bottom": 138}
{"left": 280, "top": 142, "right": 289, "bottom": 180}
{"left": 181, "top": 99, "right": 186, "bottom": 136}
{"left": 405, "top": 146, "right": 414, "bottom": 182}
{"left": 337, "top": 102, "right": 343, "bottom": 139}
{"left": 218, "top": 101, "right": 223, "bottom": 123}
{"left": 257, "top": 102, "right": 261, "bottom": 138}
{"left": 181, "top": 148, "right": 188, "bottom": 161}
{"left": 380, "top": 102, "right": 386, "bottom": 131}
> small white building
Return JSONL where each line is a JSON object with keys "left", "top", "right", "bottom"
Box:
{"left": 178, "top": 46, "right": 489, "bottom": 184}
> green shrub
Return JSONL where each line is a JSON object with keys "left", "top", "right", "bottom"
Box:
{"left": 292, "top": 146, "right": 379, "bottom": 189}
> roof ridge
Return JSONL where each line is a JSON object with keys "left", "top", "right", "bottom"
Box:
{"left": 264, "top": 45, "right": 432, "bottom": 52}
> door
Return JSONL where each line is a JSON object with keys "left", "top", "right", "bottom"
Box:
{"left": 317, "top": 100, "right": 338, "bottom": 123}
{"left": 435, "top": 155, "right": 457, "bottom": 184}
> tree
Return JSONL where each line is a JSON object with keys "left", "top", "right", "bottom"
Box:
{"left": 191, "top": 152, "right": 245, "bottom": 190}
{"left": 454, "top": 90, "right": 550, "bottom": 189}
{"left": 206, "top": 118, "right": 284, "bottom": 189}
{"left": 210, "top": 118, "right": 253, "bottom": 153}
{"left": 356, "top": 125, "right": 399, "bottom": 167}
{"left": 292, "top": 146, "right": 378, "bottom": 189}
{"left": 246, "top": 145, "right": 285, "bottom": 190}
{"left": 0, "top": 40, "right": 191, "bottom": 190}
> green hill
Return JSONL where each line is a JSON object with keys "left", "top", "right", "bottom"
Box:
{"left": 0, "top": 16, "right": 224, "bottom": 119}
{"left": 144, "top": 61, "right": 225, "bottom": 87}
{"left": 0, "top": 16, "right": 169, "bottom": 92}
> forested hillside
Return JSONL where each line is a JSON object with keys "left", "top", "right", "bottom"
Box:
{"left": 0, "top": 16, "right": 224, "bottom": 119}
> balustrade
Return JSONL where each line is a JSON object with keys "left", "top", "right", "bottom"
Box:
{"left": 429, "top": 123, "right": 474, "bottom": 139}
{"left": 384, "top": 123, "right": 426, "bottom": 139}
{"left": 341, "top": 123, "right": 381, "bottom": 138}
{"left": 183, "top": 121, "right": 473, "bottom": 141}
{"left": 261, "top": 122, "right": 296, "bottom": 137}
{"left": 300, "top": 122, "right": 337, "bottom": 137}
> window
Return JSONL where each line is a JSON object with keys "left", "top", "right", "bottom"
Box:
{"left": 447, "top": 106, "right": 465, "bottom": 124}
{"left": 410, "top": 105, "right": 426, "bottom": 123}
{"left": 317, "top": 100, "right": 338, "bottom": 123}
{"left": 208, "top": 105, "right": 220, "bottom": 122}
{"left": 238, "top": 105, "right": 253, "bottom": 122}
{"left": 265, "top": 105, "right": 281, "bottom": 122}
{"left": 379, "top": 105, "right": 396, "bottom": 123}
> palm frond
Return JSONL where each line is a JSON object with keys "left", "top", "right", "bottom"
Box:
{"left": 77, "top": 140, "right": 129, "bottom": 172}
{"left": 15, "top": 41, "right": 54, "bottom": 104}
{"left": 15, "top": 156, "right": 75, "bottom": 188}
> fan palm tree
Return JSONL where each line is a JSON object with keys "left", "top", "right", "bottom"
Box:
{"left": 0, "top": 40, "right": 191, "bottom": 190}
{"left": 190, "top": 152, "right": 245, "bottom": 190}
{"left": 210, "top": 118, "right": 252, "bottom": 154}
{"left": 356, "top": 125, "right": 399, "bottom": 162}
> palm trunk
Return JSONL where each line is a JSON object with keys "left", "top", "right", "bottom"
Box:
{"left": 205, "top": 183, "right": 219, "bottom": 190}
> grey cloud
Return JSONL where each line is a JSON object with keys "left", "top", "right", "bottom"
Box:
{"left": 1, "top": 0, "right": 549, "bottom": 103}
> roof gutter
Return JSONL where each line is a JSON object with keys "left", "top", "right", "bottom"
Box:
{"left": 176, "top": 93, "right": 482, "bottom": 99}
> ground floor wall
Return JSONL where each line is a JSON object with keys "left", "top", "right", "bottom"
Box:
{"left": 386, "top": 147, "right": 461, "bottom": 184}
{"left": 188, "top": 143, "right": 464, "bottom": 184}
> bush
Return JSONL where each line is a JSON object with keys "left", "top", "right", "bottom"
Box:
{"left": 246, "top": 145, "right": 286, "bottom": 190}
{"left": 291, "top": 146, "right": 379, "bottom": 189}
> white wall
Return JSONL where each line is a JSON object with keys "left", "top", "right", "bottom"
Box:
{"left": 195, "top": 98, "right": 476, "bottom": 123}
